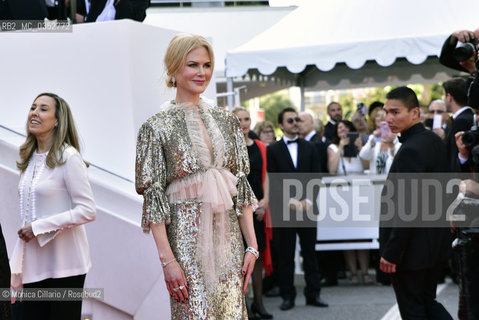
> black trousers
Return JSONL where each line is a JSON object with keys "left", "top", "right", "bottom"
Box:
{"left": 391, "top": 265, "right": 452, "bottom": 320}
{"left": 21, "top": 274, "right": 86, "bottom": 320}
{"left": 278, "top": 227, "right": 321, "bottom": 300}
{"left": 455, "top": 232, "right": 479, "bottom": 320}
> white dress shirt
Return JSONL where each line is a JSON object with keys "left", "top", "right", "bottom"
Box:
{"left": 10, "top": 146, "right": 96, "bottom": 286}
{"left": 304, "top": 131, "right": 316, "bottom": 142}
{"left": 283, "top": 135, "right": 299, "bottom": 168}
{"left": 453, "top": 106, "right": 472, "bottom": 120}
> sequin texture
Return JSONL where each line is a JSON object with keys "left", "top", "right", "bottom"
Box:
{"left": 135, "top": 98, "right": 257, "bottom": 319}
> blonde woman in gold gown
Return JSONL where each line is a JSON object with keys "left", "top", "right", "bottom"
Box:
{"left": 135, "top": 34, "right": 258, "bottom": 319}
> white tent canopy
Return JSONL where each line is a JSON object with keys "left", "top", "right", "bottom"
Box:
{"left": 226, "top": 0, "right": 479, "bottom": 103}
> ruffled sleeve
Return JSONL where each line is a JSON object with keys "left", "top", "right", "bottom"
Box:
{"left": 135, "top": 121, "right": 171, "bottom": 232}
{"left": 231, "top": 115, "right": 257, "bottom": 216}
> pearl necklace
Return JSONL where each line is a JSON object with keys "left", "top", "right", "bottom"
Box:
{"left": 19, "top": 152, "right": 47, "bottom": 223}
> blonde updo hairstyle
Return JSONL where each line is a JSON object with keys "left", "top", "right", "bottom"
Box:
{"left": 164, "top": 33, "right": 215, "bottom": 88}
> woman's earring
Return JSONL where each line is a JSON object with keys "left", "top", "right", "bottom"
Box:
{"left": 171, "top": 76, "right": 176, "bottom": 86}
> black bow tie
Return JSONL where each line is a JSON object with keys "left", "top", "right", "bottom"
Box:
{"left": 287, "top": 139, "right": 299, "bottom": 144}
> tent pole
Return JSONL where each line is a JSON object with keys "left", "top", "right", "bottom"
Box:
{"left": 227, "top": 77, "right": 234, "bottom": 110}
{"left": 299, "top": 77, "right": 305, "bottom": 112}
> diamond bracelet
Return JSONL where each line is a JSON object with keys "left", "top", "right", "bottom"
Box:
{"left": 245, "top": 247, "right": 259, "bottom": 259}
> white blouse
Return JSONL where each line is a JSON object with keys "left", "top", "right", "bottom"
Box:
{"left": 328, "top": 144, "right": 364, "bottom": 175}
{"left": 10, "top": 146, "right": 96, "bottom": 286}
{"left": 359, "top": 135, "right": 401, "bottom": 174}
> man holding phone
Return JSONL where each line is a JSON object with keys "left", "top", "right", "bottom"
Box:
{"left": 427, "top": 99, "right": 448, "bottom": 139}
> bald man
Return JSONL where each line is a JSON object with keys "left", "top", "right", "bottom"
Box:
{"left": 298, "top": 112, "right": 330, "bottom": 173}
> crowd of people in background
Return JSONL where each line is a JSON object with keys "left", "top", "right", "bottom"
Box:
{"left": 0, "top": 0, "right": 150, "bottom": 23}
{"left": 249, "top": 83, "right": 473, "bottom": 289}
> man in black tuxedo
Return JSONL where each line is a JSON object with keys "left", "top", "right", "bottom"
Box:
{"left": 0, "top": 224, "right": 12, "bottom": 320}
{"left": 267, "top": 107, "right": 327, "bottom": 311}
{"left": 323, "top": 102, "right": 342, "bottom": 140}
{"left": 379, "top": 87, "right": 453, "bottom": 320}
{"left": 442, "top": 78, "right": 475, "bottom": 172}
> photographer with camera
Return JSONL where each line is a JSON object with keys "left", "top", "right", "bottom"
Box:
{"left": 441, "top": 29, "right": 479, "bottom": 320}
{"left": 440, "top": 29, "right": 479, "bottom": 109}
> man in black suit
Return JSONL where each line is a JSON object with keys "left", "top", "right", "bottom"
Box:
{"left": 323, "top": 102, "right": 342, "bottom": 140}
{"left": 267, "top": 107, "right": 327, "bottom": 311}
{"left": 442, "top": 78, "right": 475, "bottom": 172}
{"left": 0, "top": 224, "right": 12, "bottom": 320}
{"left": 380, "top": 87, "right": 453, "bottom": 320}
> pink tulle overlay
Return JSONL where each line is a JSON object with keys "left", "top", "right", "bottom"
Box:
{"left": 165, "top": 101, "right": 238, "bottom": 287}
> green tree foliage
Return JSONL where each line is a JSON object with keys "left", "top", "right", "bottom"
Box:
{"left": 338, "top": 95, "right": 354, "bottom": 120}
{"left": 430, "top": 83, "right": 445, "bottom": 102}
{"left": 260, "top": 94, "right": 297, "bottom": 128}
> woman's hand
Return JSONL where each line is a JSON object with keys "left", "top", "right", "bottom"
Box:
{"left": 339, "top": 136, "right": 349, "bottom": 150}
{"left": 255, "top": 208, "right": 266, "bottom": 221}
{"left": 17, "top": 225, "right": 35, "bottom": 242}
{"left": 163, "top": 261, "right": 189, "bottom": 303}
{"left": 242, "top": 252, "right": 257, "bottom": 295}
{"left": 255, "top": 198, "right": 268, "bottom": 221}
{"left": 354, "top": 137, "right": 363, "bottom": 149}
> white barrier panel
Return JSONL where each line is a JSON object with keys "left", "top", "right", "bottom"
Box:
{"left": 316, "top": 174, "right": 386, "bottom": 251}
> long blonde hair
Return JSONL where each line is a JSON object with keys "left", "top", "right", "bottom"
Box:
{"left": 17, "top": 93, "right": 84, "bottom": 172}
{"left": 164, "top": 33, "right": 215, "bottom": 88}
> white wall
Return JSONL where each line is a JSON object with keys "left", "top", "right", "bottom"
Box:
{"left": 0, "top": 20, "right": 216, "bottom": 182}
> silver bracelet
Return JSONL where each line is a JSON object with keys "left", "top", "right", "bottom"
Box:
{"left": 245, "top": 247, "right": 259, "bottom": 259}
{"left": 161, "top": 257, "right": 176, "bottom": 268}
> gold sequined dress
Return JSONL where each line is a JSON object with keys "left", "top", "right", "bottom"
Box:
{"left": 135, "top": 98, "right": 257, "bottom": 319}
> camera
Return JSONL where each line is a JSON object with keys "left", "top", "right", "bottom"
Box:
{"left": 462, "top": 125, "right": 479, "bottom": 147}
{"left": 454, "top": 39, "right": 479, "bottom": 62}
{"left": 462, "top": 123, "right": 479, "bottom": 165}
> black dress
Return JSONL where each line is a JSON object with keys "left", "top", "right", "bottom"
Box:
{"left": 247, "top": 141, "right": 266, "bottom": 251}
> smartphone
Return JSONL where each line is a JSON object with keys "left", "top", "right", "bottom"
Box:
{"left": 379, "top": 121, "right": 391, "bottom": 140}
{"left": 344, "top": 132, "right": 359, "bottom": 157}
